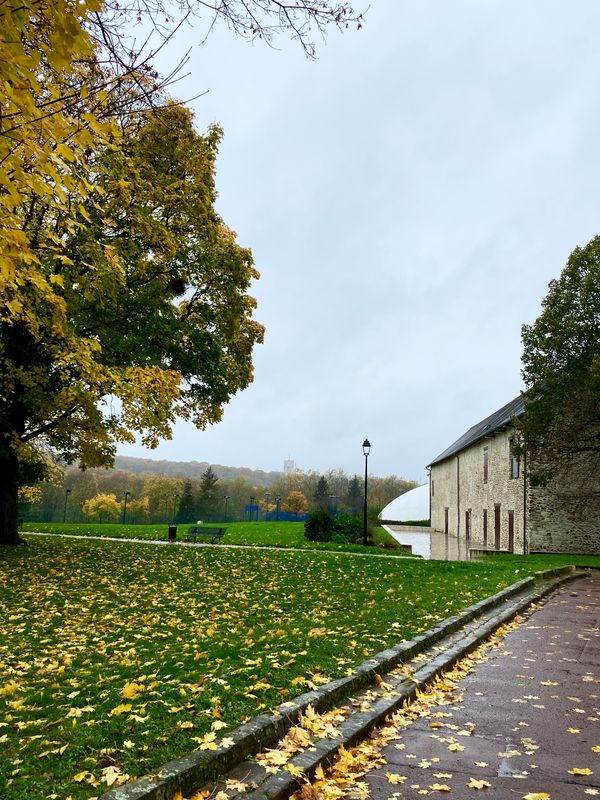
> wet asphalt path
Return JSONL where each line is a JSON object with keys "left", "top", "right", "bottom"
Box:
{"left": 365, "top": 571, "right": 600, "bottom": 799}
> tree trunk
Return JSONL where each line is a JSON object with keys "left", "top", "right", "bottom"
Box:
{"left": 0, "top": 451, "right": 21, "bottom": 545}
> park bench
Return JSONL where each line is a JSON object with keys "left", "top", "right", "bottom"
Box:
{"left": 186, "top": 525, "right": 226, "bottom": 543}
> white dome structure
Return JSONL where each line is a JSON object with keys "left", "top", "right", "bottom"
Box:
{"left": 379, "top": 483, "right": 429, "bottom": 522}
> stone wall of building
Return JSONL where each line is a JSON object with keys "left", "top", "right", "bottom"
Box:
{"left": 430, "top": 428, "right": 526, "bottom": 553}
{"left": 430, "top": 457, "right": 458, "bottom": 537}
{"left": 527, "top": 455, "right": 600, "bottom": 553}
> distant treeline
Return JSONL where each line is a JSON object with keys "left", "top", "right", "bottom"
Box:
{"left": 21, "top": 459, "right": 418, "bottom": 525}
{"left": 114, "top": 456, "right": 283, "bottom": 486}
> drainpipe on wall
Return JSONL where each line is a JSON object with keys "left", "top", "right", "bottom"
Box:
{"left": 456, "top": 454, "right": 460, "bottom": 539}
{"left": 427, "top": 466, "right": 431, "bottom": 524}
{"left": 523, "top": 449, "right": 528, "bottom": 554}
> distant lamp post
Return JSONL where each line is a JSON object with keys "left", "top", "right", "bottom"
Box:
{"left": 172, "top": 493, "right": 179, "bottom": 524}
{"left": 63, "top": 488, "right": 71, "bottom": 523}
{"left": 224, "top": 495, "right": 230, "bottom": 520}
{"left": 264, "top": 492, "right": 270, "bottom": 521}
{"left": 250, "top": 496, "right": 255, "bottom": 522}
{"left": 275, "top": 496, "right": 281, "bottom": 522}
{"left": 122, "top": 491, "right": 131, "bottom": 525}
{"left": 362, "top": 439, "right": 371, "bottom": 546}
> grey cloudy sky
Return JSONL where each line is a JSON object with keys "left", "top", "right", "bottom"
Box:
{"left": 117, "top": 0, "right": 600, "bottom": 482}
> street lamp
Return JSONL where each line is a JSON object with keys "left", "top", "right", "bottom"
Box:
{"left": 63, "top": 488, "right": 71, "bottom": 523}
{"left": 172, "top": 493, "right": 179, "bottom": 524}
{"left": 122, "top": 491, "right": 130, "bottom": 525}
{"left": 362, "top": 439, "right": 371, "bottom": 546}
{"left": 249, "top": 496, "right": 255, "bottom": 522}
{"left": 224, "top": 495, "right": 230, "bottom": 520}
{"left": 264, "top": 492, "right": 270, "bottom": 521}
{"left": 275, "top": 496, "right": 281, "bottom": 522}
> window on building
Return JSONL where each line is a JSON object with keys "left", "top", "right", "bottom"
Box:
{"left": 483, "top": 446, "right": 489, "bottom": 484}
{"left": 509, "top": 438, "right": 520, "bottom": 479}
{"left": 431, "top": 479, "right": 435, "bottom": 497}
{"left": 483, "top": 509, "right": 488, "bottom": 548}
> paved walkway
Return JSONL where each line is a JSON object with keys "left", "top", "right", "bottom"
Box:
{"left": 362, "top": 571, "right": 600, "bottom": 799}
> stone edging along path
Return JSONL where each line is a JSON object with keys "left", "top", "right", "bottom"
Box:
{"left": 100, "top": 566, "right": 587, "bottom": 800}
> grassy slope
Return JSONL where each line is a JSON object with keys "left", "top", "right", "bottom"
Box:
{"left": 19, "top": 521, "right": 404, "bottom": 554}
{"left": 0, "top": 535, "right": 541, "bottom": 800}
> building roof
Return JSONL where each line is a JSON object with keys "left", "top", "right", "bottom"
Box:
{"left": 428, "top": 395, "right": 525, "bottom": 467}
{"left": 379, "top": 483, "right": 429, "bottom": 522}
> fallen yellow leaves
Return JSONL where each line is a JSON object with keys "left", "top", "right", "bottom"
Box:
{"left": 522, "top": 793, "right": 550, "bottom": 800}
{"left": 468, "top": 778, "right": 491, "bottom": 789}
{"left": 109, "top": 703, "right": 132, "bottom": 716}
{"left": 121, "top": 681, "right": 145, "bottom": 699}
{"left": 569, "top": 767, "right": 594, "bottom": 776}
{"left": 429, "top": 783, "right": 451, "bottom": 792}
{"left": 385, "top": 772, "right": 407, "bottom": 784}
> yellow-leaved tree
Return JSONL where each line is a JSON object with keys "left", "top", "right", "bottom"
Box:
{"left": 1, "top": 0, "right": 363, "bottom": 545}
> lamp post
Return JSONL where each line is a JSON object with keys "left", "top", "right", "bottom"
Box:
{"left": 264, "top": 493, "right": 270, "bottom": 521}
{"left": 275, "top": 496, "right": 281, "bottom": 522}
{"left": 250, "top": 496, "right": 255, "bottom": 522}
{"left": 63, "top": 488, "right": 71, "bottom": 523}
{"left": 122, "top": 491, "right": 130, "bottom": 525}
{"left": 172, "top": 493, "right": 179, "bottom": 524}
{"left": 362, "top": 439, "right": 371, "bottom": 546}
{"left": 224, "top": 495, "right": 230, "bottom": 520}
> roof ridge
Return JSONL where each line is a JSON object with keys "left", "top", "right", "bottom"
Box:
{"left": 428, "top": 394, "right": 525, "bottom": 467}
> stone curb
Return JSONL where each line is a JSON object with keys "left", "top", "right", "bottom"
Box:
{"left": 100, "top": 567, "right": 583, "bottom": 800}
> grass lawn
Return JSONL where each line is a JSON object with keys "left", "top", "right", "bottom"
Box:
{"left": 0, "top": 536, "right": 586, "bottom": 799}
{"left": 19, "top": 520, "right": 404, "bottom": 554}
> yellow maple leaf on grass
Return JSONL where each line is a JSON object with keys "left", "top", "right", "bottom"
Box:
{"left": 121, "top": 681, "right": 144, "bottom": 699}
{"left": 569, "top": 768, "right": 594, "bottom": 776}
{"left": 430, "top": 784, "right": 451, "bottom": 792}
{"left": 522, "top": 793, "right": 551, "bottom": 800}
{"left": 110, "top": 703, "right": 132, "bottom": 716}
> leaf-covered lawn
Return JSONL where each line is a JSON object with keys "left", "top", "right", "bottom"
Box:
{"left": 0, "top": 537, "right": 546, "bottom": 799}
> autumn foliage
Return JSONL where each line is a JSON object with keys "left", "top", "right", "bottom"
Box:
{"left": 0, "top": 4, "right": 263, "bottom": 545}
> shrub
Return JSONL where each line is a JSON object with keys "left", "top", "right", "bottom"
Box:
{"left": 333, "top": 512, "right": 364, "bottom": 544}
{"left": 304, "top": 509, "right": 335, "bottom": 541}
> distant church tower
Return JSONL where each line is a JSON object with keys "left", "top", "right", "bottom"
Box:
{"left": 284, "top": 459, "right": 296, "bottom": 475}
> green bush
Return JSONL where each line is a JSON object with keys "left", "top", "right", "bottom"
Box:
{"left": 333, "top": 512, "right": 364, "bottom": 544}
{"left": 304, "top": 510, "right": 370, "bottom": 545}
{"left": 304, "top": 508, "right": 335, "bottom": 541}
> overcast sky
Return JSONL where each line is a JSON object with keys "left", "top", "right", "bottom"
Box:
{"left": 117, "top": 0, "right": 600, "bottom": 483}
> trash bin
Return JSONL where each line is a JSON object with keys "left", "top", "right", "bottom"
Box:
{"left": 168, "top": 524, "right": 177, "bottom": 542}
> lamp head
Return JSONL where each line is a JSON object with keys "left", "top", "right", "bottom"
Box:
{"left": 362, "top": 438, "right": 371, "bottom": 456}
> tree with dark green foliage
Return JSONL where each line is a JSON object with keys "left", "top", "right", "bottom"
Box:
{"left": 197, "top": 466, "right": 220, "bottom": 517}
{"left": 346, "top": 475, "right": 361, "bottom": 510}
{"left": 177, "top": 481, "right": 197, "bottom": 524}
{"left": 314, "top": 475, "right": 329, "bottom": 509}
{"left": 520, "top": 235, "right": 600, "bottom": 516}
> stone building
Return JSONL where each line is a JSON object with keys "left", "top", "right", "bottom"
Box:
{"left": 428, "top": 395, "right": 600, "bottom": 555}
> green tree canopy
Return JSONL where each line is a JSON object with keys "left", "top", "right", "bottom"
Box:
{"left": 521, "top": 235, "right": 600, "bottom": 474}
{"left": 198, "top": 466, "right": 220, "bottom": 516}
{"left": 0, "top": 104, "right": 263, "bottom": 544}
